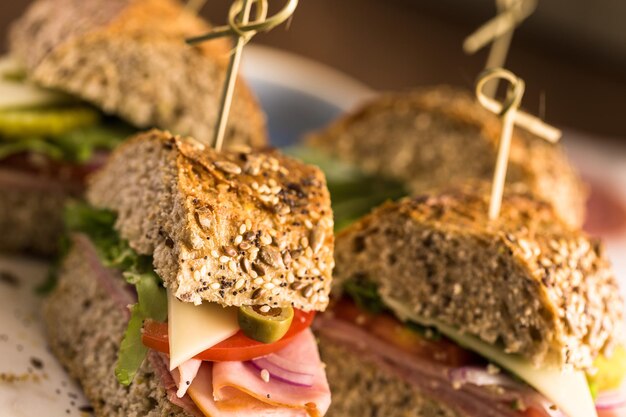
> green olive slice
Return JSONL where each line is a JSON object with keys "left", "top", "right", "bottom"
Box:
{"left": 238, "top": 305, "right": 294, "bottom": 344}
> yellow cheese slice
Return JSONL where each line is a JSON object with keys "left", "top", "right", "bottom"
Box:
{"left": 168, "top": 290, "right": 239, "bottom": 370}
{"left": 383, "top": 296, "right": 597, "bottom": 417}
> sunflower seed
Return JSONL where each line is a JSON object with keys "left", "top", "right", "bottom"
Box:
{"left": 251, "top": 288, "right": 265, "bottom": 299}
{"left": 241, "top": 258, "right": 252, "bottom": 274}
{"left": 282, "top": 251, "right": 292, "bottom": 268}
{"left": 301, "top": 284, "right": 314, "bottom": 298}
{"left": 310, "top": 227, "right": 325, "bottom": 254}
{"left": 259, "top": 246, "right": 283, "bottom": 268}
{"left": 214, "top": 161, "right": 242, "bottom": 175}
{"left": 223, "top": 246, "right": 238, "bottom": 257}
{"left": 252, "top": 263, "right": 266, "bottom": 276}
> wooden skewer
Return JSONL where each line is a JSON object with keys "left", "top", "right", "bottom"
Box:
{"left": 475, "top": 68, "right": 561, "bottom": 220}
{"left": 186, "top": 0, "right": 299, "bottom": 151}
{"left": 464, "top": 0, "right": 537, "bottom": 98}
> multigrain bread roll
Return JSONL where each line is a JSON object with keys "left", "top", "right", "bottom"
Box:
{"left": 88, "top": 129, "right": 335, "bottom": 310}
{"left": 1, "top": 0, "right": 267, "bottom": 256}
{"left": 315, "top": 185, "right": 624, "bottom": 417}
{"left": 44, "top": 236, "right": 192, "bottom": 417}
{"left": 44, "top": 129, "right": 335, "bottom": 417}
{"left": 332, "top": 186, "right": 621, "bottom": 369}
{"left": 9, "top": 0, "right": 266, "bottom": 146}
{"left": 307, "top": 86, "right": 585, "bottom": 228}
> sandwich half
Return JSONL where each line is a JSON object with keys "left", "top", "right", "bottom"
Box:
{"left": 315, "top": 185, "right": 624, "bottom": 417}
{"left": 45, "top": 130, "right": 334, "bottom": 416}
{"left": 0, "top": 0, "right": 266, "bottom": 254}
{"left": 300, "top": 86, "right": 585, "bottom": 230}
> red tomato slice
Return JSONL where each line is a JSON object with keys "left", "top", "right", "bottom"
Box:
{"left": 142, "top": 309, "right": 315, "bottom": 362}
{"left": 332, "top": 298, "right": 480, "bottom": 367}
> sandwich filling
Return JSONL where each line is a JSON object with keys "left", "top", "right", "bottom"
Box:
{"left": 0, "top": 57, "right": 134, "bottom": 190}
{"left": 66, "top": 202, "right": 331, "bottom": 417}
{"left": 315, "top": 278, "right": 626, "bottom": 417}
{"left": 286, "top": 146, "right": 407, "bottom": 231}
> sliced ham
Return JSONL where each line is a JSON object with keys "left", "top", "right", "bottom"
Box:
{"left": 212, "top": 330, "right": 330, "bottom": 416}
{"left": 149, "top": 352, "right": 204, "bottom": 417}
{"left": 314, "top": 314, "right": 535, "bottom": 417}
{"left": 188, "top": 362, "right": 309, "bottom": 417}
{"left": 175, "top": 358, "right": 202, "bottom": 398}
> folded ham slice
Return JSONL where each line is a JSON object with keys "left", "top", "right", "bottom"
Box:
{"left": 182, "top": 329, "right": 330, "bottom": 417}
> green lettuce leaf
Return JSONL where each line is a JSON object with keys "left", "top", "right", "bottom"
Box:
{"left": 64, "top": 201, "right": 167, "bottom": 385}
{"left": 285, "top": 146, "right": 408, "bottom": 230}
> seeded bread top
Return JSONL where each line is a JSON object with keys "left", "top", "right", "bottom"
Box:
{"left": 9, "top": 0, "right": 267, "bottom": 148}
{"left": 88, "top": 130, "right": 334, "bottom": 311}
{"left": 307, "top": 86, "right": 586, "bottom": 228}
{"left": 333, "top": 184, "right": 623, "bottom": 369}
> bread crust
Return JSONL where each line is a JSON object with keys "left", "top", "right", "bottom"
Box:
{"left": 0, "top": 169, "right": 79, "bottom": 255}
{"left": 43, "top": 236, "right": 193, "bottom": 417}
{"left": 332, "top": 185, "right": 623, "bottom": 369}
{"left": 9, "top": 0, "right": 266, "bottom": 148}
{"left": 88, "top": 130, "right": 335, "bottom": 311}
{"left": 318, "top": 335, "right": 460, "bottom": 417}
{"left": 307, "top": 86, "right": 586, "bottom": 228}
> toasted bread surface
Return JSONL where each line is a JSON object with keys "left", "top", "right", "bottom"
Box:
{"left": 88, "top": 130, "right": 335, "bottom": 311}
{"left": 333, "top": 185, "right": 623, "bottom": 369}
{"left": 308, "top": 86, "right": 586, "bottom": 228}
{"left": 9, "top": 0, "right": 266, "bottom": 147}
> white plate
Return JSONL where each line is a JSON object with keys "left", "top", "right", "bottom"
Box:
{"left": 1, "top": 45, "right": 626, "bottom": 417}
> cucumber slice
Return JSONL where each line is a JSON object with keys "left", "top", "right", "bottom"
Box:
{"left": 0, "top": 106, "right": 101, "bottom": 138}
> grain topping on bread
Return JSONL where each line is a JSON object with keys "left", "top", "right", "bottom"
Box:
{"left": 9, "top": 0, "right": 266, "bottom": 147}
{"left": 88, "top": 130, "right": 334, "bottom": 311}
{"left": 332, "top": 185, "right": 623, "bottom": 369}
{"left": 308, "top": 86, "right": 586, "bottom": 228}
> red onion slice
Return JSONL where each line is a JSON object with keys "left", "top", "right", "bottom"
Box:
{"left": 596, "top": 388, "right": 626, "bottom": 411}
{"left": 249, "top": 354, "right": 315, "bottom": 387}
{"left": 449, "top": 366, "right": 529, "bottom": 391}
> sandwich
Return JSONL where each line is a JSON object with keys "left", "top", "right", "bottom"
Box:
{"left": 315, "top": 185, "right": 625, "bottom": 417}
{"left": 0, "top": 0, "right": 266, "bottom": 254}
{"left": 299, "top": 86, "right": 585, "bottom": 230}
{"left": 44, "top": 130, "right": 334, "bottom": 416}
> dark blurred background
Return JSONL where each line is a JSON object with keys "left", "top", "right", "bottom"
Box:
{"left": 1, "top": 0, "right": 625, "bottom": 138}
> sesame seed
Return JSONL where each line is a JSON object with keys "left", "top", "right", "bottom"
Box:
{"left": 263, "top": 282, "right": 276, "bottom": 290}
{"left": 271, "top": 278, "right": 281, "bottom": 286}
{"left": 251, "top": 182, "right": 259, "bottom": 190}
{"left": 219, "top": 256, "right": 230, "bottom": 264}
{"left": 286, "top": 272, "right": 295, "bottom": 284}
{"left": 300, "top": 237, "right": 309, "bottom": 248}
{"left": 239, "top": 224, "right": 247, "bottom": 234}
{"left": 311, "top": 268, "right": 321, "bottom": 276}
{"left": 235, "top": 279, "right": 245, "bottom": 290}
{"left": 234, "top": 235, "right": 243, "bottom": 245}
{"left": 239, "top": 241, "right": 252, "bottom": 250}
{"left": 304, "top": 219, "right": 313, "bottom": 229}
{"left": 210, "top": 282, "right": 220, "bottom": 290}
{"left": 211, "top": 250, "right": 220, "bottom": 258}
{"left": 268, "top": 179, "right": 277, "bottom": 187}
{"left": 228, "top": 260, "right": 238, "bottom": 272}
{"left": 259, "top": 305, "right": 271, "bottom": 313}
{"left": 271, "top": 186, "right": 281, "bottom": 195}
{"left": 297, "top": 267, "right": 307, "bottom": 277}
{"left": 254, "top": 278, "right": 264, "bottom": 285}
{"left": 260, "top": 369, "right": 270, "bottom": 383}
